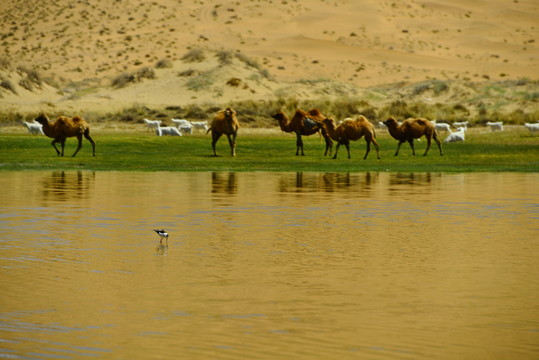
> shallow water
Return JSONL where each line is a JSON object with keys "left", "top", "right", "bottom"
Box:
{"left": 0, "top": 171, "right": 538, "bottom": 359}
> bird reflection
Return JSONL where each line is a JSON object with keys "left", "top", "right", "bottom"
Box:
{"left": 155, "top": 242, "right": 168, "bottom": 256}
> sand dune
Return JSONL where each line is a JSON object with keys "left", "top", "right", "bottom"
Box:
{"left": 0, "top": 0, "right": 537, "bottom": 114}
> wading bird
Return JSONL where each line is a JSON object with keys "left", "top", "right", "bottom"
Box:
{"left": 153, "top": 229, "right": 169, "bottom": 243}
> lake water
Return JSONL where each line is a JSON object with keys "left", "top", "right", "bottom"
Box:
{"left": 1, "top": 171, "right": 538, "bottom": 359}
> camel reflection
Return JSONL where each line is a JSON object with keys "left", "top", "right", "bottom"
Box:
{"left": 278, "top": 172, "right": 378, "bottom": 195}
{"left": 211, "top": 172, "right": 237, "bottom": 195}
{"left": 41, "top": 170, "right": 95, "bottom": 202}
{"left": 388, "top": 172, "right": 443, "bottom": 196}
{"left": 389, "top": 172, "right": 437, "bottom": 186}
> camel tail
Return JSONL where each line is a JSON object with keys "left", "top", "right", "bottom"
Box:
{"left": 206, "top": 126, "right": 212, "bottom": 135}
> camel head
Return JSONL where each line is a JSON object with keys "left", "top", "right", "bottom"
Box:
{"left": 34, "top": 113, "right": 50, "bottom": 125}
{"left": 322, "top": 117, "right": 336, "bottom": 128}
{"left": 224, "top": 107, "right": 236, "bottom": 119}
{"left": 384, "top": 117, "right": 398, "bottom": 127}
{"left": 270, "top": 111, "right": 286, "bottom": 123}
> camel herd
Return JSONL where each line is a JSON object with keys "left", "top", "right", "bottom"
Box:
{"left": 37, "top": 106, "right": 525, "bottom": 158}
{"left": 270, "top": 108, "right": 442, "bottom": 159}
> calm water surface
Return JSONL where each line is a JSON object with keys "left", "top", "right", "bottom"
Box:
{"left": 0, "top": 171, "right": 538, "bottom": 359}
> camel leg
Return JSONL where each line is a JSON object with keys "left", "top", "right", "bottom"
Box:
{"left": 51, "top": 139, "right": 61, "bottom": 156}
{"left": 60, "top": 139, "right": 66, "bottom": 157}
{"left": 227, "top": 133, "right": 236, "bottom": 157}
{"left": 322, "top": 131, "right": 333, "bottom": 156}
{"left": 423, "top": 136, "right": 432, "bottom": 156}
{"left": 295, "top": 133, "right": 304, "bottom": 156}
{"left": 72, "top": 135, "right": 83, "bottom": 157}
{"left": 211, "top": 131, "right": 222, "bottom": 156}
{"left": 394, "top": 140, "right": 404, "bottom": 156}
{"left": 332, "top": 142, "right": 341, "bottom": 159}
{"left": 345, "top": 143, "right": 351, "bottom": 159}
{"left": 407, "top": 139, "right": 416, "bottom": 156}
{"left": 363, "top": 139, "right": 371, "bottom": 160}
{"left": 433, "top": 133, "right": 443, "bottom": 156}
{"left": 84, "top": 131, "right": 96, "bottom": 157}
{"left": 325, "top": 139, "right": 333, "bottom": 157}
{"left": 371, "top": 137, "right": 381, "bottom": 160}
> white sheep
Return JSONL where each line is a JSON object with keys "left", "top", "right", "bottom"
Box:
{"left": 486, "top": 121, "right": 504, "bottom": 131}
{"left": 155, "top": 126, "right": 182, "bottom": 136}
{"left": 171, "top": 118, "right": 190, "bottom": 126}
{"left": 143, "top": 119, "right": 162, "bottom": 132}
{"left": 453, "top": 121, "right": 469, "bottom": 129}
{"left": 434, "top": 122, "right": 452, "bottom": 133}
{"left": 23, "top": 121, "right": 44, "bottom": 135}
{"left": 190, "top": 121, "right": 209, "bottom": 132}
{"left": 444, "top": 127, "right": 466, "bottom": 143}
{"left": 171, "top": 118, "right": 193, "bottom": 135}
{"left": 524, "top": 123, "right": 539, "bottom": 134}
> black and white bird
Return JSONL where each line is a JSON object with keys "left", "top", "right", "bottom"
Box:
{"left": 153, "top": 229, "right": 169, "bottom": 243}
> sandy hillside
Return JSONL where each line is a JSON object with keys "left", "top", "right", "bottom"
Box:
{"left": 0, "top": 0, "right": 538, "bottom": 115}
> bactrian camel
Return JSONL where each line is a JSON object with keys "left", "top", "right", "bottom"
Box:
{"left": 323, "top": 116, "right": 380, "bottom": 160}
{"left": 207, "top": 107, "right": 240, "bottom": 156}
{"left": 34, "top": 114, "right": 96, "bottom": 157}
{"left": 383, "top": 117, "right": 443, "bottom": 156}
{"left": 271, "top": 109, "right": 333, "bottom": 156}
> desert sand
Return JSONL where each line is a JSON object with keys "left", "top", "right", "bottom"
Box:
{"left": 0, "top": 0, "right": 537, "bottom": 117}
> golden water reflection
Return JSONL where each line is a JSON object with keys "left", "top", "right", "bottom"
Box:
{"left": 0, "top": 171, "right": 538, "bottom": 360}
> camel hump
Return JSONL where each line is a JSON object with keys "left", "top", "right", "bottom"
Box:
{"left": 56, "top": 116, "right": 71, "bottom": 125}
{"left": 356, "top": 115, "right": 369, "bottom": 122}
{"left": 414, "top": 118, "right": 431, "bottom": 126}
{"left": 72, "top": 116, "right": 85, "bottom": 123}
{"left": 294, "top": 109, "right": 309, "bottom": 117}
{"left": 308, "top": 108, "right": 323, "bottom": 117}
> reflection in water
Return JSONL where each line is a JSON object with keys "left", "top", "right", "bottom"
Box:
{"left": 278, "top": 172, "right": 379, "bottom": 195}
{"left": 41, "top": 170, "right": 95, "bottom": 202}
{"left": 389, "top": 172, "right": 436, "bottom": 186}
{"left": 155, "top": 243, "right": 168, "bottom": 256}
{"left": 211, "top": 171, "right": 237, "bottom": 195}
{"left": 0, "top": 171, "right": 538, "bottom": 360}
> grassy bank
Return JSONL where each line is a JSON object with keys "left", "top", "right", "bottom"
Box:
{"left": 1, "top": 128, "right": 538, "bottom": 172}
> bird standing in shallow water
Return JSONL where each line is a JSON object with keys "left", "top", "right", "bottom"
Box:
{"left": 154, "top": 229, "right": 168, "bottom": 243}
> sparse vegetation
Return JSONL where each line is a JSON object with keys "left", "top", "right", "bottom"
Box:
{"left": 0, "top": 76, "right": 17, "bottom": 94}
{"left": 155, "top": 58, "right": 173, "bottom": 69}
{"left": 181, "top": 48, "right": 206, "bottom": 63}
{"left": 111, "top": 66, "right": 156, "bottom": 88}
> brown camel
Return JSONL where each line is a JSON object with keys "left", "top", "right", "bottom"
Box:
{"left": 323, "top": 116, "right": 380, "bottom": 160}
{"left": 207, "top": 107, "right": 240, "bottom": 156}
{"left": 271, "top": 109, "right": 333, "bottom": 156}
{"left": 383, "top": 117, "right": 443, "bottom": 156}
{"left": 34, "top": 114, "right": 96, "bottom": 157}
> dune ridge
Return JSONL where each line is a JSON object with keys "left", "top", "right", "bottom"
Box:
{"left": 0, "top": 0, "right": 537, "bottom": 117}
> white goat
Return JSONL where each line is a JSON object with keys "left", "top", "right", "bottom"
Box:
{"left": 444, "top": 127, "right": 466, "bottom": 143}
{"left": 143, "top": 119, "right": 162, "bottom": 132}
{"left": 434, "top": 121, "right": 452, "bottom": 133}
{"left": 155, "top": 126, "right": 182, "bottom": 136}
{"left": 453, "top": 121, "right": 469, "bottom": 129}
{"left": 524, "top": 123, "right": 539, "bottom": 134}
{"left": 171, "top": 118, "right": 193, "bottom": 135}
{"left": 171, "top": 118, "right": 190, "bottom": 126}
{"left": 190, "top": 121, "right": 209, "bottom": 132}
{"left": 23, "top": 121, "right": 44, "bottom": 135}
{"left": 486, "top": 121, "right": 504, "bottom": 131}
